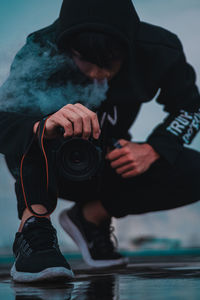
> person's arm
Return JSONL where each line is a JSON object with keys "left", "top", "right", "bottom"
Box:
{"left": 146, "top": 37, "right": 200, "bottom": 165}
{"left": 0, "top": 38, "right": 42, "bottom": 156}
{"left": 0, "top": 111, "right": 40, "bottom": 156}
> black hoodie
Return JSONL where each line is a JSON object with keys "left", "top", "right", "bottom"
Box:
{"left": 0, "top": 0, "right": 200, "bottom": 164}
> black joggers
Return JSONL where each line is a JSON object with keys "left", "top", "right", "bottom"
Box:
{"left": 5, "top": 141, "right": 200, "bottom": 220}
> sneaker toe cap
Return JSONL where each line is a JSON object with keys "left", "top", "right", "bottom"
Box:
{"left": 15, "top": 249, "right": 71, "bottom": 273}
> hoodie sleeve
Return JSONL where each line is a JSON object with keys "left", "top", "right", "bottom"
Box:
{"left": 0, "top": 111, "right": 40, "bottom": 156}
{"left": 146, "top": 37, "right": 200, "bottom": 165}
{"left": 0, "top": 40, "right": 42, "bottom": 156}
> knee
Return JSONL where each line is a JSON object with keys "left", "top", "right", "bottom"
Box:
{"left": 176, "top": 149, "right": 200, "bottom": 199}
{"left": 177, "top": 148, "right": 200, "bottom": 178}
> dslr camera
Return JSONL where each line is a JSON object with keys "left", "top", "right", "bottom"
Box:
{"left": 53, "top": 132, "right": 121, "bottom": 182}
{"left": 55, "top": 135, "right": 103, "bottom": 181}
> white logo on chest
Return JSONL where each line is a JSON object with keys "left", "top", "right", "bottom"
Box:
{"left": 100, "top": 106, "right": 118, "bottom": 127}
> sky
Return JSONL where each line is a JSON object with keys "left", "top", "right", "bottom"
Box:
{"left": 0, "top": 0, "right": 200, "bottom": 249}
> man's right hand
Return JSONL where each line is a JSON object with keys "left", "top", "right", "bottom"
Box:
{"left": 33, "top": 103, "right": 101, "bottom": 140}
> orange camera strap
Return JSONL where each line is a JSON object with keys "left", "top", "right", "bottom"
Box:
{"left": 20, "top": 116, "right": 57, "bottom": 217}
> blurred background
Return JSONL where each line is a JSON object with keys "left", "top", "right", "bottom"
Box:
{"left": 0, "top": 0, "right": 200, "bottom": 254}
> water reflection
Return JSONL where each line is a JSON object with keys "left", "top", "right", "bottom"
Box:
{"left": 13, "top": 282, "right": 74, "bottom": 300}
{"left": 4, "top": 264, "right": 200, "bottom": 300}
{"left": 12, "top": 275, "right": 118, "bottom": 300}
{"left": 72, "top": 275, "right": 118, "bottom": 300}
{"left": 85, "top": 275, "right": 118, "bottom": 300}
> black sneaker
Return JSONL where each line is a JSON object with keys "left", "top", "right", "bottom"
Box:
{"left": 10, "top": 216, "right": 74, "bottom": 282}
{"left": 59, "top": 204, "right": 129, "bottom": 268}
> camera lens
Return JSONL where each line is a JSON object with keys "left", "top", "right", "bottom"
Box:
{"left": 56, "top": 137, "right": 102, "bottom": 181}
{"left": 70, "top": 151, "right": 82, "bottom": 163}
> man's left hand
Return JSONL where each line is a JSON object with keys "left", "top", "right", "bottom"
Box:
{"left": 105, "top": 139, "right": 160, "bottom": 178}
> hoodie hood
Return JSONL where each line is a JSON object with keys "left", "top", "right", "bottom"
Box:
{"left": 57, "top": 0, "right": 140, "bottom": 50}
{"left": 55, "top": 0, "right": 141, "bottom": 105}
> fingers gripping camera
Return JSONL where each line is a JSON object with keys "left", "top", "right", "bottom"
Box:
{"left": 44, "top": 103, "right": 101, "bottom": 140}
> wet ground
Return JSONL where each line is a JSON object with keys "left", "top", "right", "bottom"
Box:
{"left": 1, "top": 256, "right": 200, "bottom": 299}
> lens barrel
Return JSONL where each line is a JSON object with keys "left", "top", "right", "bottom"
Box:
{"left": 56, "top": 137, "right": 102, "bottom": 181}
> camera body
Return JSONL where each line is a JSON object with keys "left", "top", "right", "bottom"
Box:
{"left": 55, "top": 136, "right": 104, "bottom": 181}
{"left": 53, "top": 135, "right": 121, "bottom": 182}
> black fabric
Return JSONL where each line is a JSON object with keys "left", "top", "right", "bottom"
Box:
{"left": 1, "top": 0, "right": 200, "bottom": 220}
{"left": 5, "top": 140, "right": 58, "bottom": 218}
{"left": 0, "top": 0, "right": 199, "bottom": 164}
{"left": 57, "top": 0, "right": 140, "bottom": 49}
{"left": 6, "top": 146, "right": 200, "bottom": 219}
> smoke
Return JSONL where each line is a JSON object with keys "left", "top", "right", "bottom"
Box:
{"left": 0, "top": 37, "right": 109, "bottom": 116}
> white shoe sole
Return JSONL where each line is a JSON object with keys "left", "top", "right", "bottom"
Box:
{"left": 10, "top": 263, "right": 74, "bottom": 283}
{"left": 59, "top": 209, "right": 129, "bottom": 268}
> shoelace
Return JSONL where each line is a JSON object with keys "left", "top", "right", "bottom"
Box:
{"left": 110, "top": 225, "right": 119, "bottom": 249}
{"left": 91, "top": 223, "right": 118, "bottom": 254}
{"left": 23, "top": 225, "right": 57, "bottom": 252}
